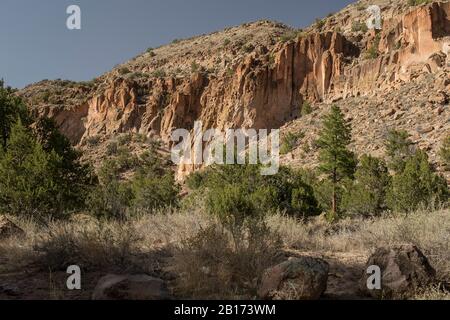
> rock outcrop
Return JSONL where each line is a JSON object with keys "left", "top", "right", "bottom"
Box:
{"left": 258, "top": 256, "right": 329, "bottom": 300}
{"left": 17, "top": 1, "right": 450, "bottom": 179}
{"left": 359, "top": 244, "right": 436, "bottom": 299}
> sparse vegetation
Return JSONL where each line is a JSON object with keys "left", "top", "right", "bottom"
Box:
{"left": 408, "top": 0, "right": 432, "bottom": 7}
{"left": 440, "top": 135, "right": 450, "bottom": 170}
{"left": 280, "top": 131, "right": 305, "bottom": 155}
{"left": 301, "top": 101, "right": 313, "bottom": 116}
{"left": 352, "top": 21, "right": 368, "bottom": 33}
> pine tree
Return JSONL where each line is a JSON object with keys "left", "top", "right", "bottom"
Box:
{"left": 317, "top": 105, "right": 356, "bottom": 217}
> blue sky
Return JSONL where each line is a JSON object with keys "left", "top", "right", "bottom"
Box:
{"left": 1, "top": 0, "right": 354, "bottom": 88}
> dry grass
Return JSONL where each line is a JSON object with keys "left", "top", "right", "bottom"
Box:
{"left": 267, "top": 208, "right": 450, "bottom": 285}
{"left": 171, "top": 221, "right": 284, "bottom": 299}
{"left": 0, "top": 208, "right": 449, "bottom": 299}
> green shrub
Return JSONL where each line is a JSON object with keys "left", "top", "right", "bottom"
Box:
{"left": 439, "top": 135, "right": 450, "bottom": 170}
{"left": 342, "top": 155, "right": 391, "bottom": 216}
{"left": 385, "top": 129, "right": 415, "bottom": 173}
{"left": 279, "top": 31, "right": 300, "bottom": 43}
{"left": 387, "top": 151, "right": 449, "bottom": 213}
{"left": 280, "top": 131, "right": 304, "bottom": 155}
{"left": 352, "top": 21, "right": 368, "bottom": 33}
{"left": 315, "top": 18, "right": 325, "bottom": 29}
{"left": 188, "top": 164, "right": 320, "bottom": 219}
{"left": 146, "top": 48, "right": 156, "bottom": 57}
{"left": 152, "top": 69, "right": 166, "bottom": 78}
{"left": 191, "top": 61, "right": 201, "bottom": 73}
{"left": 87, "top": 148, "right": 179, "bottom": 219}
{"left": 118, "top": 67, "right": 131, "bottom": 75}
{"left": 301, "top": 101, "right": 313, "bottom": 116}
{"left": 242, "top": 44, "right": 255, "bottom": 53}
{"left": 0, "top": 80, "right": 30, "bottom": 149}
{"left": 0, "top": 122, "right": 86, "bottom": 218}
{"left": 364, "top": 34, "right": 381, "bottom": 60}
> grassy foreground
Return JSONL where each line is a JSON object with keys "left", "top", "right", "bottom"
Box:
{"left": 0, "top": 207, "right": 449, "bottom": 300}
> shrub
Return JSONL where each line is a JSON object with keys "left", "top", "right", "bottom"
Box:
{"left": 85, "top": 135, "right": 101, "bottom": 146}
{"left": 387, "top": 151, "right": 449, "bottom": 213}
{"left": 223, "top": 38, "right": 231, "bottom": 46}
{"left": 242, "top": 44, "right": 254, "bottom": 53}
{"left": 87, "top": 148, "right": 179, "bottom": 219}
{"left": 146, "top": 48, "right": 156, "bottom": 57}
{"left": 279, "top": 31, "right": 300, "bottom": 43}
{"left": 191, "top": 61, "right": 201, "bottom": 73}
{"left": 188, "top": 164, "right": 320, "bottom": 219}
{"left": 352, "top": 21, "right": 368, "bottom": 33}
{"left": 385, "top": 129, "right": 415, "bottom": 173}
{"left": 0, "top": 81, "right": 30, "bottom": 149}
{"left": 364, "top": 34, "right": 381, "bottom": 60}
{"left": 173, "top": 221, "right": 283, "bottom": 299}
{"left": 315, "top": 18, "right": 325, "bottom": 29}
{"left": 152, "top": 69, "right": 166, "bottom": 78}
{"left": 342, "top": 155, "right": 391, "bottom": 216}
{"left": 280, "top": 131, "right": 304, "bottom": 155}
{"left": 301, "top": 101, "right": 313, "bottom": 116}
{"left": 131, "top": 170, "right": 179, "bottom": 213}
{"left": 439, "top": 135, "right": 450, "bottom": 170}
{"left": 118, "top": 67, "right": 131, "bottom": 75}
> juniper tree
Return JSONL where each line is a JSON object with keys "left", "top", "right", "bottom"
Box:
{"left": 342, "top": 154, "right": 390, "bottom": 216}
{"left": 317, "top": 105, "right": 356, "bottom": 217}
{"left": 0, "top": 121, "right": 61, "bottom": 217}
{"left": 384, "top": 129, "right": 415, "bottom": 173}
{"left": 387, "top": 150, "right": 448, "bottom": 212}
{"left": 0, "top": 80, "right": 30, "bottom": 149}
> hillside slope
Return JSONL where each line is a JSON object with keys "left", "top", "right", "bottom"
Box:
{"left": 18, "top": 0, "right": 450, "bottom": 179}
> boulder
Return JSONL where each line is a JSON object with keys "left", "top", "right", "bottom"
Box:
{"left": 0, "top": 215, "right": 24, "bottom": 240}
{"left": 258, "top": 256, "right": 329, "bottom": 300}
{"left": 360, "top": 244, "right": 436, "bottom": 299}
{"left": 92, "top": 274, "right": 170, "bottom": 300}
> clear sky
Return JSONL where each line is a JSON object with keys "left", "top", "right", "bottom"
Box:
{"left": 1, "top": 0, "right": 354, "bottom": 88}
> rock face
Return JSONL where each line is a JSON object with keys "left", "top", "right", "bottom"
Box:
{"left": 18, "top": 1, "right": 450, "bottom": 179}
{"left": 359, "top": 244, "right": 436, "bottom": 299}
{"left": 92, "top": 274, "right": 170, "bottom": 300}
{"left": 258, "top": 257, "right": 329, "bottom": 300}
{"left": 0, "top": 215, "right": 24, "bottom": 239}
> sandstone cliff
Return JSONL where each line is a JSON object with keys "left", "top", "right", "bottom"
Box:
{"left": 18, "top": 0, "right": 450, "bottom": 179}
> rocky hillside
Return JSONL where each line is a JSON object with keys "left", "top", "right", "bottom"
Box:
{"left": 18, "top": 0, "right": 450, "bottom": 179}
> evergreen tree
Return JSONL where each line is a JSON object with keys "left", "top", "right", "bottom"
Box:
{"left": 316, "top": 105, "right": 356, "bottom": 217}
{"left": 342, "top": 155, "right": 390, "bottom": 216}
{"left": 385, "top": 129, "right": 415, "bottom": 173}
{"left": 34, "top": 117, "right": 95, "bottom": 209}
{"left": 387, "top": 150, "right": 448, "bottom": 212}
{"left": 0, "top": 121, "right": 62, "bottom": 217}
{"left": 0, "top": 80, "right": 30, "bottom": 149}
